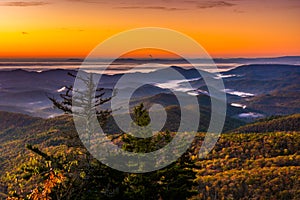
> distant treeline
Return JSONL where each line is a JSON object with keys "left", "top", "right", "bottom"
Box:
{"left": 232, "top": 114, "right": 300, "bottom": 133}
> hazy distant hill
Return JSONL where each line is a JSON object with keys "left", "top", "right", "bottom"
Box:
{"left": 220, "top": 64, "right": 300, "bottom": 116}
{"left": 213, "top": 55, "right": 300, "bottom": 64}
{"left": 129, "top": 92, "right": 246, "bottom": 129}
{"left": 0, "top": 111, "right": 40, "bottom": 131}
{"left": 244, "top": 90, "right": 300, "bottom": 115}
{"left": 0, "top": 64, "right": 299, "bottom": 119}
{"left": 223, "top": 64, "right": 300, "bottom": 94}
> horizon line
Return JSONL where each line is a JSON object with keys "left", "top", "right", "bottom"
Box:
{"left": 0, "top": 55, "right": 299, "bottom": 61}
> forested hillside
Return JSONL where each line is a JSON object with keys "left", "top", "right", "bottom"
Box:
{"left": 232, "top": 114, "right": 300, "bottom": 133}
{"left": 191, "top": 132, "right": 300, "bottom": 199}
{"left": 0, "top": 111, "right": 299, "bottom": 199}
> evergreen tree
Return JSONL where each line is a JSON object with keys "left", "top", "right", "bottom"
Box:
{"left": 122, "top": 103, "right": 153, "bottom": 153}
{"left": 48, "top": 72, "right": 112, "bottom": 149}
{"left": 121, "top": 103, "right": 197, "bottom": 200}
{"left": 20, "top": 73, "right": 124, "bottom": 199}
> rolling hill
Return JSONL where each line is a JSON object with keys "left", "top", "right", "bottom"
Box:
{"left": 0, "top": 111, "right": 299, "bottom": 199}
{"left": 0, "top": 64, "right": 299, "bottom": 119}
{"left": 232, "top": 114, "right": 300, "bottom": 133}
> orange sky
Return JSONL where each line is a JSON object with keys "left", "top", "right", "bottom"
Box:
{"left": 0, "top": 0, "right": 299, "bottom": 58}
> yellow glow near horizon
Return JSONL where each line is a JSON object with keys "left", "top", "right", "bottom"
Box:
{"left": 119, "top": 48, "right": 182, "bottom": 59}
{"left": 0, "top": 0, "right": 299, "bottom": 58}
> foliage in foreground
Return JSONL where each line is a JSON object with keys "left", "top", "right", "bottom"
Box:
{"left": 191, "top": 131, "right": 300, "bottom": 200}
{"left": 3, "top": 131, "right": 299, "bottom": 200}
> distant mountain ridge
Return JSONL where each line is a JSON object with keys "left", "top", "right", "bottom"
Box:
{"left": 1, "top": 55, "right": 300, "bottom": 63}
{"left": 0, "top": 64, "right": 299, "bottom": 118}
{"left": 0, "top": 111, "right": 41, "bottom": 131}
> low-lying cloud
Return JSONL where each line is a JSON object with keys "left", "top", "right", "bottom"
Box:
{"left": 196, "top": 1, "right": 236, "bottom": 9}
{"left": 0, "top": 1, "right": 50, "bottom": 7}
{"left": 66, "top": 0, "right": 103, "bottom": 3}
{"left": 116, "top": 6, "right": 186, "bottom": 11}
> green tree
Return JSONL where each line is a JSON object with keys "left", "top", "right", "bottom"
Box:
{"left": 121, "top": 103, "right": 197, "bottom": 200}
{"left": 122, "top": 103, "right": 153, "bottom": 153}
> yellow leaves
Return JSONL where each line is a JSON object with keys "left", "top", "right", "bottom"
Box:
{"left": 27, "top": 170, "right": 65, "bottom": 200}
{"left": 79, "top": 171, "right": 86, "bottom": 179}
{"left": 77, "top": 150, "right": 84, "bottom": 155}
{"left": 224, "top": 155, "right": 230, "bottom": 160}
{"left": 205, "top": 185, "right": 210, "bottom": 192}
{"left": 191, "top": 155, "right": 198, "bottom": 161}
{"left": 7, "top": 197, "right": 22, "bottom": 200}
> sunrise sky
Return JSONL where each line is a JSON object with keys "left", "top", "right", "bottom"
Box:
{"left": 0, "top": 0, "right": 299, "bottom": 58}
